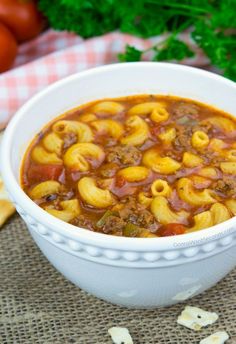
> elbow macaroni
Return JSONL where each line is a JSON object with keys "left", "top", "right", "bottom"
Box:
{"left": 64, "top": 143, "right": 105, "bottom": 171}
{"left": 151, "top": 196, "right": 189, "bottom": 225}
{"left": 30, "top": 181, "right": 61, "bottom": 199}
{"left": 203, "top": 116, "right": 236, "bottom": 132}
{"left": 158, "top": 128, "right": 176, "bottom": 144}
{"left": 127, "top": 102, "right": 164, "bottom": 116}
{"left": 226, "top": 150, "right": 236, "bottom": 162}
{"left": 91, "top": 101, "right": 124, "bottom": 115}
{"left": 143, "top": 148, "right": 181, "bottom": 174}
{"left": 210, "top": 203, "right": 231, "bottom": 225}
{"left": 177, "top": 178, "right": 216, "bottom": 206}
{"left": 78, "top": 177, "right": 114, "bottom": 208}
{"left": 53, "top": 120, "right": 93, "bottom": 142}
{"left": 151, "top": 179, "right": 171, "bottom": 197}
{"left": 46, "top": 199, "right": 81, "bottom": 222}
{"left": 117, "top": 166, "right": 150, "bottom": 182}
{"left": 91, "top": 119, "right": 124, "bottom": 139}
{"left": 220, "top": 162, "right": 236, "bottom": 175}
{"left": 79, "top": 113, "right": 97, "bottom": 123}
{"left": 183, "top": 152, "right": 203, "bottom": 168}
{"left": 209, "top": 138, "right": 226, "bottom": 151}
{"left": 198, "top": 167, "right": 218, "bottom": 179}
{"left": 225, "top": 199, "right": 236, "bottom": 215}
{"left": 188, "top": 211, "right": 213, "bottom": 232}
{"left": 191, "top": 131, "right": 210, "bottom": 149}
{"left": 32, "top": 146, "right": 62, "bottom": 164}
{"left": 189, "top": 202, "right": 231, "bottom": 232}
{"left": 120, "top": 115, "right": 149, "bottom": 146}
{"left": 42, "top": 132, "right": 63, "bottom": 156}
{"left": 150, "top": 105, "right": 169, "bottom": 123}
{"left": 138, "top": 192, "right": 153, "bottom": 207}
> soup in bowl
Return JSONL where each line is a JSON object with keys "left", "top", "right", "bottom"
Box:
{"left": 21, "top": 95, "right": 236, "bottom": 238}
{"left": 1, "top": 62, "right": 236, "bottom": 308}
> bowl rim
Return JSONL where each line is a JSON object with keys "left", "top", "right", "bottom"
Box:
{"left": 1, "top": 61, "right": 236, "bottom": 251}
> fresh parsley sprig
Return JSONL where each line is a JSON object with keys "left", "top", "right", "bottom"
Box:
{"left": 39, "top": 0, "right": 236, "bottom": 81}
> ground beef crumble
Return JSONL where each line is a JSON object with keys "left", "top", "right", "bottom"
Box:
{"left": 96, "top": 197, "right": 158, "bottom": 236}
{"left": 99, "top": 162, "right": 119, "bottom": 178}
{"left": 213, "top": 177, "right": 236, "bottom": 198}
{"left": 172, "top": 102, "right": 199, "bottom": 118}
{"left": 118, "top": 197, "right": 158, "bottom": 231}
{"left": 106, "top": 145, "right": 142, "bottom": 165}
{"left": 173, "top": 122, "right": 212, "bottom": 152}
{"left": 71, "top": 214, "right": 95, "bottom": 230}
{"left": 102, "top": 215, "right": 126, "bottom": 235}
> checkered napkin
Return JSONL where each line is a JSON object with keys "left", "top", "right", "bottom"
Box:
{"left": 0, "top": 30, "right": 210, "bottom": 130}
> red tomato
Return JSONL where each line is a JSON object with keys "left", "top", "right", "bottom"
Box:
{"left": 115, "top": 175, "right": 126, "bottom": 188}
{"left": 0, "top": 22, "right": 17, "bottom": 72}
{"left": 158, "top": 223, "right": 186, "bottom": 237}
{"left": 0, "top": 0, "right": 45, "bottom": 42}
{"left": 27, "top": 165, "right": 63, "bottom": 184}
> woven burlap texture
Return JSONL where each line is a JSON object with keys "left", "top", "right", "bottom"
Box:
{"left": 0, "top": 215, "right": 235, "bottom": 344}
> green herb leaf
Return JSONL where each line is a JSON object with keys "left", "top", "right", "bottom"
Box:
{"left": 39, "top": 0, "right": 236, "bottom": 81}
{"left": 118, "top": 45, "right": 142, "bottom": 62}
{"left": 153, "top": 38, "right": 194, "bottom": 62}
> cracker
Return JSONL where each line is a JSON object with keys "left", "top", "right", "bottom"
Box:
{"left": 177, "top": 306, "right": 218, "bottom": 331}
{"left": 0, "top": 177, "right": 15, "bottom": 227}
{"left": 108, "top": 327, "right": 133, "bottom": 344}
{"left": 200, "top": 331, "right": 229, "bottom": 344}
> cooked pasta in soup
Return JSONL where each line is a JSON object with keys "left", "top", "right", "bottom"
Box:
{"left": 21, "top": 95, "right": 236, "bottom": 237}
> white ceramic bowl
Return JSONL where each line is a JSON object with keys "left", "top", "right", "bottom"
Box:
{"left": 1, "top": 62, "right": 236, "bottom": 308}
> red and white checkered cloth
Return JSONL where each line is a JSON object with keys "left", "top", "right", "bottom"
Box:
{"left": 0, "top": 30, "right": 210, "bottom": 130}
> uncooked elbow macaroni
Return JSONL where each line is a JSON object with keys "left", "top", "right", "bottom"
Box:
{"left": 78, "top": 177, "right": 114, "bottom": 208}
{"left": 21, "top": 94, "right": 236, "bottom": 237}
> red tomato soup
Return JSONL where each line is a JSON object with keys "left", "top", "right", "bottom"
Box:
{"left": 21, "top": 95, "right": 236, "bottom": 237}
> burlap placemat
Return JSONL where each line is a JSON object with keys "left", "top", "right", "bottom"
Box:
{"left": 0, "top": 215, "right": 235, "bottom": 344}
